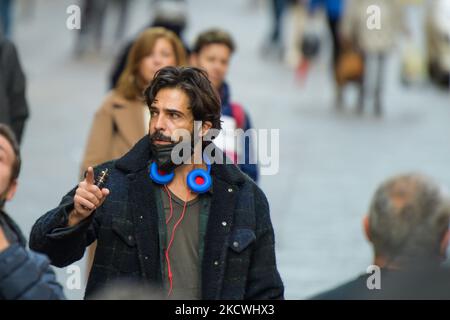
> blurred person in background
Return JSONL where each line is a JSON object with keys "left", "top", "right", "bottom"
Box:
{"left": 262, "top": 0, "right": 288, "bottom": 60}
{"left": 308, "top": 0, "right": 345, "bottom": 68}
{"left": 109, "top": 0, "right": 189, "bottom": 89}
{"left": 311, "top": 173, "right": 450, "bottom": 299}
{"left": 426, "top": 0, "right": 450, "bottom": 87}
{"left": 0, "top": 0, "right": 13, "bottom": 38}
{"left": 286, "top": 0, "right": 344, "bottom": 85}
{"left": 340, "top": 0, "right": 405, "bottom": 116}
{"left": 90, "top": 280, "right": 165, "bottom": 300}
{"left": 284, "top": 0, "right": 308, "bottom": 68}
{"left": 75, "top": 0, "right": 131, "bottom": 57}
{"left": 81, "top": 27, "right": 186, "bottom": 274}
{"left": 191, "top": 29, "right": 259, "bottom": 182}
{"left": 75, "top": 0, "right": 108, "bottom": 56}
{"left": 112, "top": 0, "right": 132, "bottom": 44}
{"left": 0, "top": 33, "right": 29, "bottom": 144}
{"left": 0, "top": 124, "right": 64, "bottom": 300}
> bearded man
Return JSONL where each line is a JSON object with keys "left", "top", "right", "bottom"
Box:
{"left": 29, "top": 67, "right": 284, "bottom": 300}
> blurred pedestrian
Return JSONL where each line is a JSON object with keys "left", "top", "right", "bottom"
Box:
{"left": 261, "top": 0, "right": 289, "bottom": 60}
{"left": 0, "top": 124, "right": 65, "bottom": 300}
{"left": 311, "top": 173, "right": 450, "bottom": 299}
{"left": 191, "top": 29, "right": 259, "bottom": 182}
{"left": 90, "top": 279, "right": 165, "bottom": 300}
{"left": 75, "top": 0, "right": 131, "bottom": 57}
{"left": 109, "top": 0, "right": 189, "bottom": 89}
{"left": 308, "top": 0, "right": 345, "bottom": 68}
{"left": 340, "top": 0, "right": 404, "bottom": 116}
{"left": 75, "top": 0, "right": 108, "bottom": 56}
{"left": 0, "top": 0, "right": 13, "bottom": 38}
{"left": 0, "top": 34, "right": 29, "bottom": 144}
{"left": 270, "top": 0, "right": 287, "bottom": 55}
{"left": 113, "top": 0, "right": 131, "bottom": 43}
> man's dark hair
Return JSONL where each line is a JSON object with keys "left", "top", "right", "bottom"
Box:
{"left": 368, "top": 173, "right": 450, "bottom": 266}
{"left": 144, "top": 66, "right": 222, "bottom": 131}
{"left": 0, "top": 124, "right": 21, "bottom": 181}
{"left": 192, "top": 28, "right": 235, "bottom": 54}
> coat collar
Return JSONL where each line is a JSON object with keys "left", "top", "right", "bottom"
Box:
{"left": 115, "top": 136, "right": 151, "bottom": 173}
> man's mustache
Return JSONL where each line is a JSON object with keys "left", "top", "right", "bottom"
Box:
{"left": 150, "top": 131, "right": 173, "bottom": 143}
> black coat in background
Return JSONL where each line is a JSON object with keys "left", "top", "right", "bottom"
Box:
{"left": 0, "top": 34, "right": 29, "bottom": 143}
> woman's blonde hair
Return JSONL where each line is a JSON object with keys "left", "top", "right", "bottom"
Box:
{"left": 116, "top": 27, "right": 187, "bottom": 100}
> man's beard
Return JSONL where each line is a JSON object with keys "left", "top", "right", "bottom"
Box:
{"left": 149, "top": 130, "right": 194, "bottom": 173}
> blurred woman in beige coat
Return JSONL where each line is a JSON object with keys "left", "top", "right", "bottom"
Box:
{"left": 82, "top": 27, "right": 186, "bottom": 274}
{"left": 81, "top": 27, "right": 187, "bottom": 175}
{"left": 340, "top": 0, "right": 405, "bottom": 116}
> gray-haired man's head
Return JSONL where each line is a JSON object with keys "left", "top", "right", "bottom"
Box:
{"left": 366, "top": 173, "right": 450, "bottom": 267}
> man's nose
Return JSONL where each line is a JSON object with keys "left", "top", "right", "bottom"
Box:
{"left": 212, "top": 61, "right": 221, "bottom": 72}
{"left": 154, "top": 114, "right": 166, "bottom": 131}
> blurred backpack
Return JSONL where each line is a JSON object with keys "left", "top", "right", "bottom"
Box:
{"left": 230, "top": 102, "right": 246, "bottom": 130}
{"left": 301, "top": 16, "right": 322, "bottom": 60}
{"left": 301, "top": 33, "right": 321, "bottom": 60}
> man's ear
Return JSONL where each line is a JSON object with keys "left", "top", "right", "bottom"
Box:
{"left": 440, "top": 229, "right": 450, "bottom": 258}
{"left": 363, "top": 215, "right": 372, "bottom": 242}
{"left": 201, "top": 121, "right": 212, "bottom": 138}
{"left": 5, "top": 179, "right": 18, "bottom": 202}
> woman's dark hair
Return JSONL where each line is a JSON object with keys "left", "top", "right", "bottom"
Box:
{"left": 144, "top": 66, "right": 222, "bottom": 131}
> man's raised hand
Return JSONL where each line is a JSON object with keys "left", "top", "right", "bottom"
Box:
{"left": 68, "top": 167, "right": 109, "bottom": 227}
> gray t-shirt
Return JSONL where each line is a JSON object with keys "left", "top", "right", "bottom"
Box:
{"left": 160, "top": 188, "right": 201, "bottom": 300}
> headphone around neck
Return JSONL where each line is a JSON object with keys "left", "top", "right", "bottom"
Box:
{"left": 149, "top": 158, "right": 212, "bottom": 193}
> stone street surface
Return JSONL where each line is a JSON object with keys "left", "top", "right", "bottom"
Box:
{"left": 8, "top": 0, "right": 450, "bottom": 299}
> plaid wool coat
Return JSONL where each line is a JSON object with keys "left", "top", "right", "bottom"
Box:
{"left": 30, "top": 137, "right": 284, "bottom": 299}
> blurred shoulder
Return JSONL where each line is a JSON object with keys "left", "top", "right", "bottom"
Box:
{"left": 98, "top": 90, "right": 131, "bottom": 113}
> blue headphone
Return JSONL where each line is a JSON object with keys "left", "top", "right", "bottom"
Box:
{"left": 149, "top": 158, "right": 212, "bottom": 194}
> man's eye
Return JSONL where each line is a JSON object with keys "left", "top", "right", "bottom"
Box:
{"left": 150, "top": 111, "right": 158, "bottom": 116}
{"left": 170, "top": 113, "right": 180, "bottom": 119}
